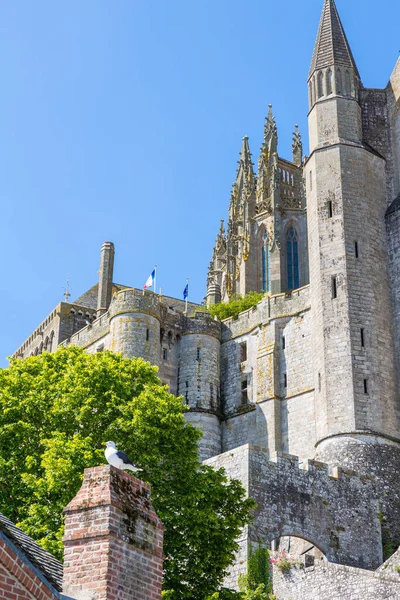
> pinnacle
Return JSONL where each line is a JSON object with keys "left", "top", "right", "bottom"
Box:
{"left": 309, "top": 0, "right": 360, "bottom": 80}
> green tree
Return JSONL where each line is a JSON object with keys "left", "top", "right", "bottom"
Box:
{"left": 0, "top": 347, "right": 255, "bottom": 600}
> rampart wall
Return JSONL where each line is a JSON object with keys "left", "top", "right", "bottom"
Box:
{"left": 205, "top": 444, "right": 381, "bottom": 589}
{"left": 272, "top": 559, "right": 400, "bottom": 600}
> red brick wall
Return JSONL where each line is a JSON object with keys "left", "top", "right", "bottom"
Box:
{"left": 0, "top": 538, "right": 58, "bottom": 600}
{"left": 63, "top": 465, "right": 164, "bottom": 600}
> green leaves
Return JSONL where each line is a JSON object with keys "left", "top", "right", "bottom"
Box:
{"left": 0, "top": 347, "right": 254, "bottom": 600}
{"left": 200, "top": 292, "right": 265, "bottom": 321}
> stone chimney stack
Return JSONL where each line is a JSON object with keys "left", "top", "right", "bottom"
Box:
{"left": 62, "top": 465, "right": 164, "bottom": 600}
{"left": 97, "top": 242, "right": 115, "bottom": 317}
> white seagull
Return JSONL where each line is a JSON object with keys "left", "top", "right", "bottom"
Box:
{"left": 104, "top": 441, "right": 142, "bottom": 473}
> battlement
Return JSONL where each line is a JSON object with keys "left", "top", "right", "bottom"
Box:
{"left": 221, "top": 285, "right": 310, "bottom": 340}
{"left": 205, "top": 443, "right": 382, "bottom": 580}
{"left": 61, "top": 310, "right": 110, "bottom": 350}
{"left": 184, "top": 311, "right": 221, "bottom": 339}
{"left": 109, "top": 288, "right": 162, "bottom": 320}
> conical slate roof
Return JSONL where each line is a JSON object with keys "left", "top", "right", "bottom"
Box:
{"left": 309, "top": 0, "right": 360, "bottom": 80}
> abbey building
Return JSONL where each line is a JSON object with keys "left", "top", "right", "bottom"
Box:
{"left": 11, "top": 0, "right": 400, "bottom": 594}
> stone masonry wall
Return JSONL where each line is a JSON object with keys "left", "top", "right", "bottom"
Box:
{"left": 220, "top": 287, "right": 315, "bottom": 459}
{"left": 272, "top": 561, "right": 400, "bottom": 600}
{"left": 205, "top": 444, "right": 382, "bottom": 589}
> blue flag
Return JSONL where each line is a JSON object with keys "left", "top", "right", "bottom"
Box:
{"left": 183, "top": 283, "right": 189, "bottom": 300}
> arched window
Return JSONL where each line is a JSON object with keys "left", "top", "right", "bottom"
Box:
{"left": 309, "top": 81, "right": 313, "bottom": 106}
{"left": 326, "top": 69, "right": 333, "bottom": 95}
{"left": 336, "top": 69, "right": 343, "bottom": 94}
{"left": 345, "top": 70, "right": 351, "bottom": 96}
{"left": 317, "top": 72, "right": 324, "bottom": 98}
{"left": 287, "top": 227, "right": 299, "bottom": 290}
{"left": 262, "top": 235, "right": 271, "bottom": 293}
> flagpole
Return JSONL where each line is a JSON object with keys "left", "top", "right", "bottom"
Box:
{"left": 154, "top": 265, "right": 157, "bottom": 295}
{"left": 185, "top": 278, "right": 189, "bottom": 315}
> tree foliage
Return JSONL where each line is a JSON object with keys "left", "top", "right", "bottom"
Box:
{"left": 200, "top": 292, "right": 265, "bottom": 321}
{"left": 0, "top": 347, "right": 255, "bottom": 600}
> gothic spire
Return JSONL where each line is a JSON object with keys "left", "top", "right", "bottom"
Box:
{"left": 237, "top": 136, "right": 255, "bottom": 181}
{"left": 309, "top": 0, "right": 360, "bottom": 80}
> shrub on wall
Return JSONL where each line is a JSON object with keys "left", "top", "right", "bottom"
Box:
{"left": 200, "top": 292, "right": 265, "bottom": 321}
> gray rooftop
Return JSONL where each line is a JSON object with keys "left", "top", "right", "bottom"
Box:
{"left": 309, "top": 0, "right": 360, "bottom": 80}
{"left": 0, "top": 512, "right": 63, "bottom": 592}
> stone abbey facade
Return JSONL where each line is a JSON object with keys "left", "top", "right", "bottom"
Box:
{"left": 11, "top": 0, "right": 400, "bottom": 594}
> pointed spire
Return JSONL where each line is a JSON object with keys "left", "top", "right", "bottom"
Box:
{"left": 263, "top": 105, "right": 278, "bottom": 153}
{"left": 292, "top": 125, "right": 303, "bottom": 166}
{"left": 238, "top": 136, "right": 255, "bottom": 180}
{"left": 309, "top": 0, "right": 360, "bottom": 80}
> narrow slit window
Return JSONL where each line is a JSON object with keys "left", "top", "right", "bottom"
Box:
{"left": 355, "top": 241, "right": 359, "bottom": 258}
{"left": 361, "top": 328, "right": 365, "bottom": 347}
{"left": 282, "top": 336, "right": 286, "bottom": 350}
{"left": 328, "top": 201, "right": 333, "bottom": 218}
{"left": 283, "top": 373, "right": 287, "bottom": 388}
{"left": 364, "top": 379, "right": 368, "bottom": 394}
{"left": 197, "top": 347, "right": 201, "bottom": 360}
{"left": 318, "top": 372, "right": 322, "bottom": 392}
{"left": 146, "top": 328, "right": 150, "bottom": 341}
{"left": 332, "top": 276, "right": 337, "bottom": 299}
{"left": 163, "top": 348, "right": 168, "bottom": 360}
{"left": 310, "top": 170, "right": 313, "bottom": 191}
{"left": 240, "top": 342, "right": 247, "bottom": 362}
{"left": 241, "top": 378, "right": 248, "bottom": 404}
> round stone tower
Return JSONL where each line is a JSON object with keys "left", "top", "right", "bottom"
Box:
{"left": 109, "top": 289, "right": 161, "bottom": 367}
{"left": 179, "top": 312, "right": 221, "bottom": 460}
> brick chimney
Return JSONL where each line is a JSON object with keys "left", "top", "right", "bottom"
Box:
{"left": 62, "top": 465, "right": 164, "bottom": 600}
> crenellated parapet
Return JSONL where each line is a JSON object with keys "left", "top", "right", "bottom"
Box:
{"left": 205, "top": 443, "right": 382, "bottom": 588}
{"left": 184, "top": 311, "right": 221, "bottom": 339}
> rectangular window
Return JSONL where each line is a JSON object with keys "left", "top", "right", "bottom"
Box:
{"left": 361, "top": 328, "right": 365, "bottom": 347}
{"left": 163, "top": 348, "right": 168, "bottom": 360}
{"left": 328, "top": 201, "right": 333, "bottom": 218}
{"left": 364, "top": 379, "right": 368, "bottom": 394}
{"left": 355, "top": 241, "right": 359, "bottom": 258}
{"left": 146, "top": 328, "right": 150, "bottom": 341}
{"left": 96, "top": 344, "right": 104, "bottom": 353}
{"left": 240, "top": 342, "right": 247, "bottom": 362}
{"left": 332, "top": 276, "right": 337, "bottom": 299}
{"left": 282, "top": 336, "right": 286, "bottom": 350}
{"left": 197, "top": 347, "right": 201, "bottom": 360}
{"left": 197, "top": 387, "right": 201, "bottom": 403}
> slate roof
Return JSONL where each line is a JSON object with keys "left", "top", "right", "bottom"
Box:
{"left": 309, "top": 0, "right": 360, "bottom": 79}
{"left": 0, "top": 512, "right": 63, "bottom": 592}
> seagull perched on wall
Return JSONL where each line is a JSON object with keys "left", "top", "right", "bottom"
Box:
{"left": 104, "top": 441, "right": 142, "bottom": 473}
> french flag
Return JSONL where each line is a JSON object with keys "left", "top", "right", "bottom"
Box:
{"left": 143, "top": 269, "right": 156, "bottom": 290}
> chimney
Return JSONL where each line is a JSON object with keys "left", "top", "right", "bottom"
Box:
{"left": 62, "top": 465, "right": 164, "bottom": 600}
{"left": 97, "top": 242, "right": 115, "bottom": 317}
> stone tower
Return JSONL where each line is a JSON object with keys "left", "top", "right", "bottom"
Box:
{"left": 206, "top": 108, "right": 308, "bottom": 305}
{"left": 308, "top": 0, "right": 400, "bottom": 537}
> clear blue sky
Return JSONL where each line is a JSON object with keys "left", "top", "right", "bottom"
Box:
{"left": 1, "top": 0, "right": 399, "bottom": 365}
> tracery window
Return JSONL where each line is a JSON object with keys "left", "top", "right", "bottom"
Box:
{"left": 287, "top": 227, "right": 299, "bottom": 290}
{"left": 262, "top": 234, "right": 271, "bottom": 293}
